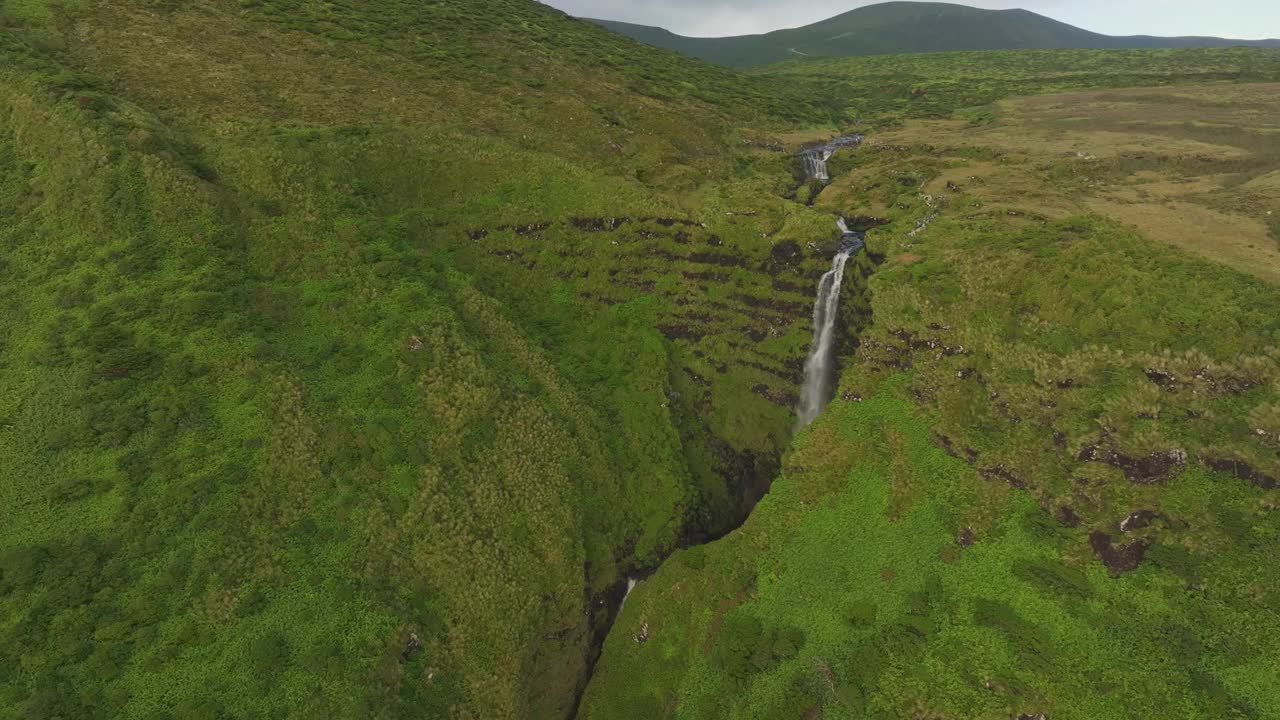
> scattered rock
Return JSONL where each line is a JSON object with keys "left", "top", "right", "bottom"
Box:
{"left": 957, "top": 528, "right": 975, "bottom": 547}
{"left": 841, "top": 215, "right": 890, "bottom": 232}
{"left": 513, "top": 221, "right": 550, "bottom": 235}
{"left": 1145, "top": 366, "right": 1259, "bottom": 395}
{"left": 762, "top": 239, "right": 804, "bottom": 275}
{"left": 1144, "top": 367, "right": 1179, "bottom": 391}
{"left": 1089, "top": 531, "right": 1149, "bottom": 575}
{"left": 907, "top": 211, "right": 940, "bottom": 237}
{"left": 400, "top": 632, "right": 423, "bottom": 663}
{"left": 1055, "top": 506, "right": 1082, "bottom": 528}
{"left": 1205, "top": 458, "right": 1277, "bottom": 490}
{"left": 888, "top": 329, "right": 968, "bottom": 358}
{"left": 981, "top": 465, "right": 1028, "bottom": 489}
{"left": 571, "top": 216, "right": 628, "bottom": 231}
{"left": 1119, "top": 510, "right": 1165, "bottom": 533}
{"left": 1077, "top": 444, "right": 1187, "bottom": 484}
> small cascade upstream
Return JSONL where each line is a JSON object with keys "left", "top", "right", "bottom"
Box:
{"left": 801, "top": 149, "right": 835, "bottom": 182}
{"left": 796, "top": 219, "right": 864, "bottom": 429}
{"left": 796, "top": 134, "right": 865, "bottom": 184}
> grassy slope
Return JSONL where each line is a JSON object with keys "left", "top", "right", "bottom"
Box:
{"left": 3, "top": 2, "right": 1280, "bottom": 719}
{"left": 0, "top": 1, "right": 845, "bottom": 718}
{"left": 590, "top": 2, "right": 1280, "bottom": 67}
{"left": 580, "top": 56, "right": 1280, "bottom": 720}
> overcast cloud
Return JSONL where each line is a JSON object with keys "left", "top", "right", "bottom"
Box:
{"left": 539, "top": 0, "right": 1280, "bottom": 40}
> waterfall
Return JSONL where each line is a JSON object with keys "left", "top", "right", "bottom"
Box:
{"left": 792, "top": 136, "right": 868, "bottom": 428}
{"left": 620, "top": 577, "right": 639, "bottom": 610}
{"left": 795, "top": 219, "right": 865, "bottom": 429}
{"left": 796, "top": 134, "right": 865, "bottom": 184}
{"left": 801, "top": 150, "right": 834, "bottom": 182}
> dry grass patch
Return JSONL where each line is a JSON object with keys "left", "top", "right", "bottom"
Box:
{"left": 866, "top": 81, "right": 1280, "bottom": 282}
{"left": 1087, "top": 197, "right": 1280, "bottom": 283}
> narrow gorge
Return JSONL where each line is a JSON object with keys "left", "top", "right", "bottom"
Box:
{"left": 574, "top": 135, "right": 878, "bottom": 713}
{"left": 9, "top": 3, "right": 1280, "bottom": 718}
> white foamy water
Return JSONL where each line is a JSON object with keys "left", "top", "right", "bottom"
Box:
{"left": 795, "top": 233, "right": 855, "bottom": 429}
{"left": 619, "top": 577, "right": 639, "bottom": 610}
{"left": 796, "top": 134, "right": 865, "bottom": 184}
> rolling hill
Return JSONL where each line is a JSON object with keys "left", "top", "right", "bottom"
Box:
{"left": 588, "top": 1, "right": 1280, "bottom": 66}
{"left": 3, "top": 0, "right": 1280, "bottom": 719}
{"left": 0, "top": 1, "right": 844, "bottom": 717}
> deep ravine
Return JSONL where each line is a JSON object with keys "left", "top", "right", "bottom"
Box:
{"left": 571, "top": 134, "right": 871, "bottom": 719}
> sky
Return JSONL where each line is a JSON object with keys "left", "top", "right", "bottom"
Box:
{"left": 539, "top": 0, "right": 1280, "bottom": 40}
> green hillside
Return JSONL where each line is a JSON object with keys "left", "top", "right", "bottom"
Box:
{"left": 0, "top": 1, "right": 843, "bottom": 717}
{"left": 755, "top": 47, "right": 1280, "bottom": 125}
{"left": 589, "top": 1, "right": 1280, "bottom": 67}
{"left": 580, "top": 60, "right": 1280, "bottom": 719}
{"left": 3, "top": 0, "right": 1280, "bottom": 719}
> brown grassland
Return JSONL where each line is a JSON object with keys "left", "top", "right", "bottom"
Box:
{"left": 822, "top": 82, "right": 1280, "bottom": 283}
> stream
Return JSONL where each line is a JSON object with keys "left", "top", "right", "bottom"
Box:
{"left": 797, "top": 134, "right": 864, "bottom": 182}
{"left": 574, "top": 134, "right": 868, "bottom": 717}
{"left": 796, "top": 218, "right": 865, "bottom": 428}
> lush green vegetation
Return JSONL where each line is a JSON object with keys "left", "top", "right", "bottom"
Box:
{"left": 0, "top": 1, "right": 843, "bottom": 717}
{"left": 590, "top": 2, "right": 1280, "bottom": 68}
{"left": 581, "top": 153, "right": 1280, "bottom": 720}
{"left": 2, "top": 1, "right": 1278, "bottom": 719}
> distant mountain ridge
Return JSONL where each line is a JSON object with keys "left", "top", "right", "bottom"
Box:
{"left": 587, "top": 1, "right": 1280, "bottom": 66}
